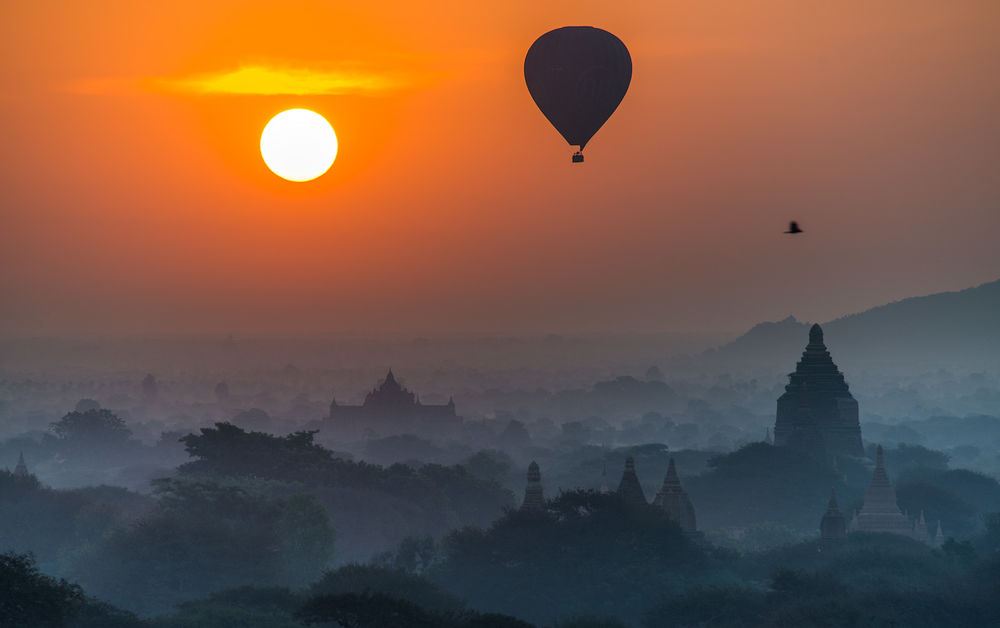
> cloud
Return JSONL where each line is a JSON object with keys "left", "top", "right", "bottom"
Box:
{"left": 160, "top": 65, "right": 401, "bottom": 95}
{"left": 66, "top": 65, "right": 406, "bottom": 96}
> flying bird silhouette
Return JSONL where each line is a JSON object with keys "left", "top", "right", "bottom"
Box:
{"left": 785, "top": 221, "right": 803, "bottom": 234}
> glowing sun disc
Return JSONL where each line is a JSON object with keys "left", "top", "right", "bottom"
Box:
{"left": 260, "top": 109, "right": 338, "bottom": 181}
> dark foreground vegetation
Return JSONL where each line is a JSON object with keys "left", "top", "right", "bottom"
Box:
{"left": 4, "top": 413, "right": 1000, "bottom": 626}
{"left": 4, "top": 489, "right": 1000, "bottom": 627}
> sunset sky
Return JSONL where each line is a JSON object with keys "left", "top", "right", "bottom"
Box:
{"left": 2, "top": 1, "right": 998, "bottom": 335}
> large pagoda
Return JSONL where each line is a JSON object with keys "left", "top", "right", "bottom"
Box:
{"left": 774, "top": 324, "right": 863, "bottom": 457}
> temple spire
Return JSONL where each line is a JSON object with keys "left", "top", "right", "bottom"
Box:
{"left": 852, "top": 444, "right": 912, "bottom": 536}
{"left": 617, "top": 456, "right": 647, "bottom": 506}
{"left": 521, "top": 461, "right": 544, "bottom": 511}
{"left": 820, "top": 488, "right": 846, "bottom": 541}
{"left": 809, "top": 323, "right": 824, "bottom": 346}
{"left": 599, "top": 463, "right": 609, "bottom": 493}
{"left": 13, "top": 451, "right": 28, "bottom": 477}
{"left": 653, "top": 457, "right": 697, "bottom": 532}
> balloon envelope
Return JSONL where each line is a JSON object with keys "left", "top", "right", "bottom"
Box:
{"left": 524, "top": 27, "right": 632, "bottom": 153}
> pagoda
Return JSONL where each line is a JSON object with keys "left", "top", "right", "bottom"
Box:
{"left": 774, "top": 324, "right": 863, "bottom": 457}
{"left": 13, "top": 451, "right": 28, "bottom": 477}
{"left": 521, "top": 461, "right": 545, "bottom": 511}
{"left": 617, "top": 456, "right": 647, "bottom": 506}
{"left": 819, "top": 489, "right": 847, "bottom": 541}
{"left": 652, "top": 457, "right": 697, "bottom": 532}
{"left": 849, "top": 445, "right": 912, "bottom": 537}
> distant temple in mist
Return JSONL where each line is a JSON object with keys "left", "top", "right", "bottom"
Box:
{"left": 774, "top": 324, "right": 864, "bottom": 457}
{"left": 521, "top": 461, "right": 544, "bottom": 512}
{"left": 326, "top": 369, "right": 461, "bottom": 438}
{"left": 823, "top": 445, "right": 943, "bottom": 546}
{"left": 820, "top": 489, "right": 847, "bottom": 541}
{"left": 652, "top": 458, "right": 697, "bottom": 533}
{"left": 520, "top": 457, "right": 698, "bottom": 534}
{"left": 13, "top": 451, "right": 29, "bottom": 477}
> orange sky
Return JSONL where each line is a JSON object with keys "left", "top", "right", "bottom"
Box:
{"left": 2, "top": 1, "right": 999, "bottom": 335}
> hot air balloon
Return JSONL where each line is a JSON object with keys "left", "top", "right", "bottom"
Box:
{"left": 524, "top": 26, "right": 632, "bottom": 163}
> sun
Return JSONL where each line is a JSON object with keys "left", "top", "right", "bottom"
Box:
{"left": 260, "top": 109, "right": 338, "bottom": 182}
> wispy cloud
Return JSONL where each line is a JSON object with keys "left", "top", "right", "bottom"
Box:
{"left": 159, "top": 65, "right": 402, "bottom": 95}
{"left": 66, "top": 64, "right": 407, "bottom": 96}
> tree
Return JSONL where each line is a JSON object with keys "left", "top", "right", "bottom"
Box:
{"left": 0, "top": 551, "right": 83, "bottom": 627}
{"left": 50, "top": 409, "right": 133, "bottom": 451}
{"left": 310, "top": 565, "right": 463, "bottom": 615}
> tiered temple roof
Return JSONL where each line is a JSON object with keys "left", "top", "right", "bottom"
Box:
{"left": 774, "top": 324, "right": 863, "bottom": 457}
{"left": 617, "top": 456, "right": 647, "bottom": 506}
{"left": 521, "top": 461, "right": 545, "bottom": 511}
{"left": 820, "top": 489, "right": 847, "bottom": 541}
{"left": 326, "top": 369, "right": 460, "bottom": 438}
{"left": 652, "top": 457, "right": 697, "bottom": 532}
{"left": 850, "top": 445, "right": 912, "bottom": 536}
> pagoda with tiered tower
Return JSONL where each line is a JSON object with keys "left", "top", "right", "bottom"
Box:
{"left": 774, "top": 324, "right": 863, "bottom": 457}
{"left": 521, "top": 461, "right": 545, "bottom": 511}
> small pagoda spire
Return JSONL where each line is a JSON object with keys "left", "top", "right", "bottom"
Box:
{"left": 521, "top": 461, "right": 545, "bottom": 511}
{"left": 653, "top": 457, "right": 697, "bottom": 532}
{"left": 617, "top": 456, "right": 647, "bottom": 506}
{"left": 933, "top": 520, "right": 944, "bottom": 548}
{"left": 13, "top": 451, "right": 28, "bottom": 477}
{"left": 913, "top": 510, "right": 930, "bottom": 544}
{"left": 809, "top": 323, "right": 824, "bottom": 346}
{"left": 764, "top": 427, "right": 773, "bottom": 445}
{"left": 599, "top": 463, "right": 609, "bottom": 493}
{"left": 820, "top": 488, "right": 847, "bottom": 541}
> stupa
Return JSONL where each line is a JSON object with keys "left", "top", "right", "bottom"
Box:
{"left": 849, "top": 445, "right": 912, "bottom": 536}
{"left": 617, "top": 456, "right": 647, "bottom": 506}
{"left": 652, "top": 457, "right": 696, "bottom": 532}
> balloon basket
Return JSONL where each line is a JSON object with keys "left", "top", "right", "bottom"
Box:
{"left": 572, "top": 152, "right": 584, "bottom": 163}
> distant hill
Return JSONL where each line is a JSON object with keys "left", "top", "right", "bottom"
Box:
{"left": 705, "top": 279, "right": 1000, "bottom": 367}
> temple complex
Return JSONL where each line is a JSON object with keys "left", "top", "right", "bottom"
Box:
{"left": 774, "top": 324, "right": 864, "bottom": 457}
{"left": 325, "top": 370, "right": 461, "bottom": 438}
{"left": 652, "top": 457, "right": 697, "bottom": 533}
{"left": 819, "top": 489, "right": 847, "bottom": 541}
{"left": 521, "top": 461, "right": 545, "bottom": 511}
{"left": 617, "top": 456, "right": 647, "bottom": 506}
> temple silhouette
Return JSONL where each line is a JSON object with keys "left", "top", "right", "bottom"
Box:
{"left": 521, "top": 461, "right": 545, "bottom": 512}
{"left": 823, "top": 445, "right": 944, "bottom": 546}
{"left": 325, "top": 369, "right": 461, "bottom": 438}
{"left": 521, "top": 457, "right": 698, "bottom": 534}
{"left": 774, "top": 324, "right": 864, "bottom": 457}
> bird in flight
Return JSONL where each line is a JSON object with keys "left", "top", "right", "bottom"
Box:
{"left": 785, "top": 221, "right": 803, "bottom": 234}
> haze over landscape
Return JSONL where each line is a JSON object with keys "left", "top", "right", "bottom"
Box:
{"left": 2, "top": 2, "right": 999, "bottom": 627}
